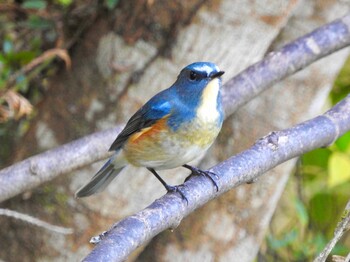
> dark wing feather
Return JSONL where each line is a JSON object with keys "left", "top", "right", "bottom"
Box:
{"left": 109, "top": 99, "right": 172, "bottom": 151}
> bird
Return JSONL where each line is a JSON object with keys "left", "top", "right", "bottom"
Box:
{"left": 75, "top": 62, "right": 225, "bottom": 202}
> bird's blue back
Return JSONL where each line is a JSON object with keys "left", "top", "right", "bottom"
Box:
{"left": 109, "top": 62, "right": 224, "bottom": 151}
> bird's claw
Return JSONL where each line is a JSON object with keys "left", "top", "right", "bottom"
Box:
{"left": 165, "top": 184, "right": 188, "bottom": 205}
{"left": 183, "top": 165, "right": 219, "bottom": 191}
{"left": 198, "top": 170, "right": 219, "bottom": 192}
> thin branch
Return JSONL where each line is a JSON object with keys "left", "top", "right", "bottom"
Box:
{"left": 83, "top": 94, "right": 350, "bottom": 262}
{"left": 0, "top": 13, "right": 349, "bottom": 203}
{"left": 0, "top": 208, "right": 73, "bottom": 235}
{"left": 314, "top": 200, "right": 350, "bottom": 262}
{"left": 3, "top": 48, "right": 71, "bottom": 92}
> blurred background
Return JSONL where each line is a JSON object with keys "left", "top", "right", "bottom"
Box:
{"left": 0, "top": 0, "right": 349, "bottom": 261}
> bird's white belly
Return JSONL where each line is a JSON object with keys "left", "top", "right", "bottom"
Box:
{"left": 139, "top": 142, "right": 206, "bottom": 170}
{"left": 125, "top": 118, "right": 220, "bottom": 170}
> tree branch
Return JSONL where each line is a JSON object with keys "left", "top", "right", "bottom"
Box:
{"left": 0, "top": 208, "right": 73, "bottom": 235}
{"left": 83, "top": 94, "right": 350, "bottom": 262}
{"left": 314, "top": 200, "right": 350, "bottom": 262}
{"left": 0, "top": 13, "right": 349, "bottom": 204}
{"left": 222, "top": 12, "right": 350, "bottom": 114}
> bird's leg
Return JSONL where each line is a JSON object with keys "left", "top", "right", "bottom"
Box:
{"left": 147, "top": 168, "right": 188, "bottom": 204}
{"left": 182, "top": 164, "right": 219, "bottom": 191}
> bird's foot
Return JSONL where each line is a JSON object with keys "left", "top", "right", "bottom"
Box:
{"left": 147, "top": 167, "right": 188, "bottom": 204}
{"left": 165, "top": 184, "right": 188, "bottom": 205}
{"left": 183, "top": 164, "right": 219, "bottom": 191}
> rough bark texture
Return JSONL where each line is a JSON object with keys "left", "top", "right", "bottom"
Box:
{"left": 0, "top": 0, "right": 349, "bottom": 261}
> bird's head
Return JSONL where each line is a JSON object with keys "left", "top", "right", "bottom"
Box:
{"left": 176, "top": 62, "right": 224, "bottom": 89}
{"left": 173, "top": 62, "right": 225, "bottom": 108}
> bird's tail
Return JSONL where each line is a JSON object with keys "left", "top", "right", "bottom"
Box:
{"left": 75, "top": 154, "right": 126, "bottom": 198}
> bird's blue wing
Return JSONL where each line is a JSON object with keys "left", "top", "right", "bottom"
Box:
{"left": 109, "top": 97, "right": 172, "bottom": 151}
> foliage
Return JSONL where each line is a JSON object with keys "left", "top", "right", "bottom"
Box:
{"left": 105, "top": 0, "right": 119, "bottom": 10}
{"left": 0, "top": 0, "right": 120, "bottom": 166}
{"left": 263, "top": 57, "right": 350, "bottom": 261}
{"left": 0, "top": 0, "right": 119, "bottom": 123}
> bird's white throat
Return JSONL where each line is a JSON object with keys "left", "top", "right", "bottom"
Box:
{"left": 196, "top": 78, "right": 220, "bottom": 123}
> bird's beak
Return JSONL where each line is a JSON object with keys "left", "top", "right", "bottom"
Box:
{"left": 210, "top": 71, "right": 225, "bottom": 79}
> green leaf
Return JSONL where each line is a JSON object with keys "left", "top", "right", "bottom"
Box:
{"left": 105, "top": 0, "right": 119, "bottom": 10}
{"left": 328, "top": 151, "right": 350, "bottom": 188}
{"left": 56, "top": 0, "right": 72, "bottom": 6}
{"left": 22, "top": 0, "right": 47, "bottom": 9}
{"left": 302, "top": 148, "right": 331, "bottom": 169}
{"left": 0, "top": 53, "right": 6, "bottom": 64}
{"left": 26, "top": 15, "right": 53, "bottom": 29}
{"left": 9, "top": 51, "right": 37, "bottom": 65}
{"left": 334, "top": 132, "right": 350, "bottom": 152}
{"left": 332, "top": 243, "right": 350, "bottom": 256}
{"left": 309, "top": 193, "right": 335, "bottom": 232}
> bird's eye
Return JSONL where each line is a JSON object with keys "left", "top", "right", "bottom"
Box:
{"left": 189, "top": 71, "right": 198, "bottom": 81}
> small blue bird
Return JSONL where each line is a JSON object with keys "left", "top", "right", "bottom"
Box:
{"left": 76, "top": 62, "right": 225, "bottom": 201}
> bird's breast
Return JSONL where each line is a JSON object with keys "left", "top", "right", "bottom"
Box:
{"left": 176, "top": 77, "right": 223, "bottom": 147}
{"left": 178, "top": 120, "right": 221, "bottom": 148}
{"left": 196, "top": 78, "right": 221, "bottom": 123}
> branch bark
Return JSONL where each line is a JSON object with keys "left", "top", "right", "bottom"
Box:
{"left": 0, "top": 208, "right": 73, "bottom": 235}
{"left": 314, "top": 200, "right": 350, "bottom": 262}
{"left": 83, "top": 93, "right": 350, "bottom": 261}
{"left": 0, "top": 13, "right": 349, "bottom": 203}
